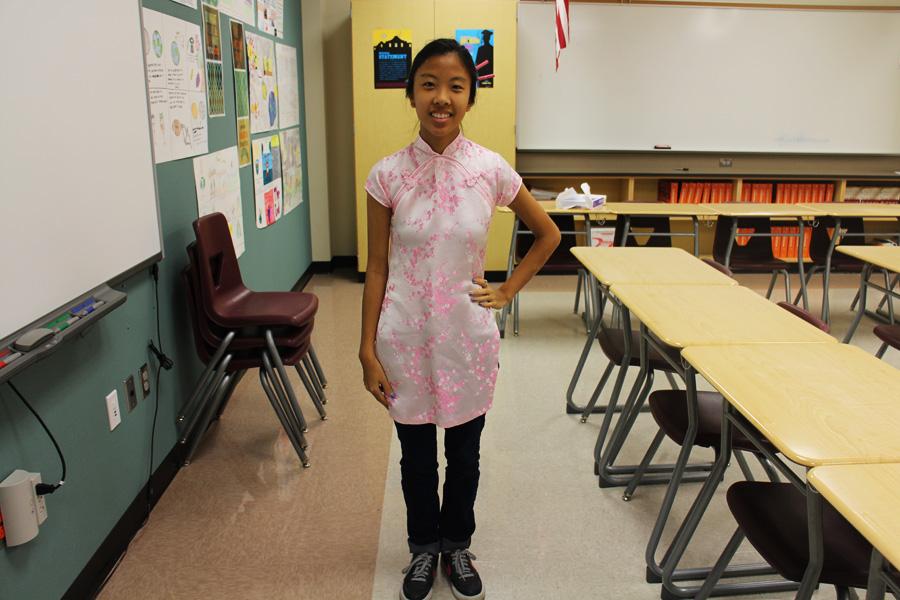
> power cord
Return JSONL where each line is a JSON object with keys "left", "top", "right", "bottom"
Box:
{"left": 7, "top": 381, "right": 66, "bottom": 495}
{"left": 146, "top": 263, "right": 173, "bottom": 515}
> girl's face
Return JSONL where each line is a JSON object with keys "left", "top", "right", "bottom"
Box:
{"left": 409, "top": 53, "right": 472, "bottom": 152}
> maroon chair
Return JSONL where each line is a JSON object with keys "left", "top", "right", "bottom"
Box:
{"left": 701, "top": 258, "right": 734, "bottom": 278}
{"left": 874, "top": 324, "right": 900, "bottom": 359}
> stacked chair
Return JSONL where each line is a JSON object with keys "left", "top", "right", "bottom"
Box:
{"left": 178, "top": 213, "right": 327, "bottom": 468}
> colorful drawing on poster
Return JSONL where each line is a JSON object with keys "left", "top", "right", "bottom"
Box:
{"left": 237, "top": 118, "right": 251, "bottom": 166}
{"left": 257, "top": 0, "right": 284, "bottom": 38}
{"left": 231, "top": 21, "right": 247, "bottom": 69}
{"left": 252, "top": 134, "right": 283, "bottom": 227}
{"left": 280, "top": 128, "right": 303, "bottom": 215}
{"left": 142, "top": 8, "right": 208, "bottom": 163}
{"left": 205, "top": 0, "right": 255, "bottom": 26}
{"left": 275, "top": 43, "right": 300, "bottom": 128}
{"left": 202, "top": 5, "right": 222, "bottom": 61}
{"left": 193, "top": 146, "right": 246, "bottom": 256}
{"left": 373, "top": 29, "right": 412, "bottom": 89}
{"left": 206, "top": 61, "right": 225, "bottom": 116}
{"left": 246, "top": 32, "right": 279, "bottom": 133}
{"left": 456, "top": 29, "right": 494, "bottom": 88}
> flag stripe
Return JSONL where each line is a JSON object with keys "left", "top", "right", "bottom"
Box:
{"left": 555, "top": 0, "right": 569, "bottom": 70}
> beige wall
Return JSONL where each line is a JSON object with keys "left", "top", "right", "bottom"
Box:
{"left": 565, "top": 0, "right": 900, "bottom": 6}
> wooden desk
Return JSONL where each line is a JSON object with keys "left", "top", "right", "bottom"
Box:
{"left": 610, "top": 284, "right": 835, "bottom": 348}
{"left": 571, "top": 247, "right": 736, "bottom": 287}
{"left": 800, "top": 203, "right": 900, "bottom": 218}
{"left": 839, "top": 246, "right": 900, "bottom": 343}
{"left": 809, "top": 463, "right": 900, "bottom": 598}
{"left": 496, "top": 199, "right": 613, "bottom": 216}
{"left": 682, "top": 343, "right": 900, "bottom": 467}
{"left": 605, "top": 202, "right": 716, "bottom": 256}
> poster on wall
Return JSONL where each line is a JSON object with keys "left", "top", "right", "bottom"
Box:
{"left": 275, "top": 43, "right": 300, "bottom": 128}
{"left": 231, "top": 21, "right": 252, "bottom": 166}
{"left": 252, "top": 134, "right": 283, "bottom": 228}
{"left": 203, "top": 0, "right": 255, "bottom": 26}
{"left": 257, "top": 0, "right": 285, "bottom": 38}
{"left": 193, "top": 146, "right": 246, "bottom": 256}
{"left": 202, "top": 5, "right": 226, "bottom": 116}
{"left": 280, "top": 127, "right": 303, "bottom": 215}
{"left": 456, "top": 29, "right": 494, "bottom": 88}
{"left": 142, "top": 8, "right": 209, "bottom": 163}
{"left": 246, "top": 31, "right": 279, "bottom": 133}
{"left": 372, "top": 29, "right": 412, "bottom": 89}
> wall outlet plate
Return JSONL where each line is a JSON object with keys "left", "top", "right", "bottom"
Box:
{"left": 139, "top": 363, "right": 151, "bottom": 398}
{"left": 124, "top": 375, "right": 137, "bottom": 412}
{"left": 105, "top": 390, "right": 121, "bottom": 431}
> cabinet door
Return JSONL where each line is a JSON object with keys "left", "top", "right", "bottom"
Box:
{"left": 351, "top": 0, "right": 435, "bottom": 270}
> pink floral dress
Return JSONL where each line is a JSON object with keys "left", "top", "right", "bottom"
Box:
{"left": 366, "top": 134, "right": 522, "bottom": 428}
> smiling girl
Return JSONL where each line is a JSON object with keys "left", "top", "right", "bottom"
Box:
{"left": 360, "top": 39, "right": 560, "bottom": 600}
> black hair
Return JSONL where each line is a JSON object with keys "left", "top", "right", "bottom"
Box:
{"left": 405, "top": 38, "right": 477, "bottom": 106}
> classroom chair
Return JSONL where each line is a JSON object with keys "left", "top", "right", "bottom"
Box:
{"left": 639, "top": 302, "right": 829, "bottom": 582}
{"left": 874, "top": 324, "right": 900, "bottom": 359}
{"left": 695, "top": 481, "right": 875, "bottom": 600}
{"left": 712, "top": 216, "right": 794, "bottom": 302}
{"left": 613, "top": 215, "right": 673, "bottom": 248}
{"left": 700, "top": 258, "right": 734, "bottom": 277}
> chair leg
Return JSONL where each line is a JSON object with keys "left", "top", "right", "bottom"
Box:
{"left": 580, "top": 361, "right": 615, "bottom": 423}
{"left": 574, "top": 270, "right": 583, "bottom": 315}
{"left": 183, "top": 372, "right": 232, "bottom": 466}
{"left": 734, "top": 450, "right": 755, "bottom": 481}
{"left": 259, "top": 364, "right": 310, "bottom": 468}
{"left": 308, "top": 345, "right": 327, "bottom": 389}
{"left": 261, "top": 352, "right": 308, "bottom": 446}
{"left": 663, "top": 371, "right": 679, "bottom": 391}
{"left": 513, "top": 292, "right": 520, "bottom": 336}
{"left": 295, "top": 359, "right": 327, "bottom": 420}
{"left": 181, "top": 354, "right": 232, "bottom": 444}
{"left": 622, "top": 428, "right": 665, "bottom": 501}
{"left": 694, "top": 528, "right": 746, "bottom": 600}
{"left": 212, "top": 369, "right": 245, "bottom": 421}
{"left": 265, "top": 330, "right": 309, "bottom": 433}
{"left": 765, "top": 271, "right": 778, "bottom": 299}
{"left": 783, "top": 270, "right": 792, "bottom": 304}
{"left": 876, "top": 342, "right": 890, "bottom": 359}
{"left": 302, "top": 354, "right": 326, "bottom": 405}
{"left": 758, "top": 455, "right": 781, "bottom": 482}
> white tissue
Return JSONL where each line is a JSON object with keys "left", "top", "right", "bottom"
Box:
{"left": 555, "top": 183, "right": 607, "bottom": 210}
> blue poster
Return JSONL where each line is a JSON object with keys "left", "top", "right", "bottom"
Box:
{"left": 456, "top": 28, "right": 494, "bottom": 88}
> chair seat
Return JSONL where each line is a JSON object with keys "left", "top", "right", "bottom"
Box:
{"left": 727, "top": 482, "right": 873, "bottom": 589}
{"left": 725, "top": 255, "right": 801, "bottom": 273}
{"left": 874, "top": 324, "right": 900, "bottom": 350}
{"left": 648, "top": 390, "right": 775, "bottom": 453}
{"left": 208, "top": 289, "right": 318, "bottom": 328}
{"left": 597, "top": 327, "right": 677, "bottom": 372}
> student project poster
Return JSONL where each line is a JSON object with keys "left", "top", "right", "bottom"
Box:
{"left": 456, "top": 29, "right": 494, "bottom": 88}
{"left": 202, "top": 5, "right": 226, "bottom": 117}
{"left": 246, "top": 32, "right": 279, "bottom": 133}
{"left": 252, "top": 135, "right": 283, "bottom": 228}
{"left": 231, "top": 21, "right": 252, "bottom": 166}
{"left": 275, "top": 43, "right": 300, "bottom": 129}
{"left": 373, "top": 29, "right": 412, "bottom": 89}
{"left": 202, "top": 0, "right": 255, "bottom": 26}
{"left": 193, "top": 146, "right": 246, "bottom": 256}
{"left": 280, "top": 128, "right": 303, "bottom": 215}
{"left": 257, "top": 0, "right": 285, "bottom": 38}
{"left": 142, "top": 8, "right": 209, "bottom": 163}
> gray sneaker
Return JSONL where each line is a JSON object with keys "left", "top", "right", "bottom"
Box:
{"left": 400, "top": 552, "right": 438, "bottom": 600}
{"left": 441, "top": 549, "right": 485, "bottom": 600}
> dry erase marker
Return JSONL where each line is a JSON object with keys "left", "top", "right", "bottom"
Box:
{"left": 0, "top": 350, "right": 22, "bottom": 369}
{"left": 654, "top": 144, "right": 671, "bottom": 150}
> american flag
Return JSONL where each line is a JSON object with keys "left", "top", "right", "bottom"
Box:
{"left": 555, "top": 0, "right": 570, "bottom": 70}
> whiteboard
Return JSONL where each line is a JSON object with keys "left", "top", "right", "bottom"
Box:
{"left": 0, "top": 1, "right": 161, "bottom": 340}
{"left": 517, "top": 3, "right": 900, "bottom": 154}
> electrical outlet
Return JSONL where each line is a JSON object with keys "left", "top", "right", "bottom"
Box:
{"left": 139, "top": 363, "right": 151, "bottom": 398}
{"left": 105, "top": 390, "right": 121, "bottom": 431}
{"left": 124, "top": 375, "right": 137, "bottom": 412}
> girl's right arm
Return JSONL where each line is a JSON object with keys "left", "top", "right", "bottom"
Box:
{"left": 359, "top": 193, "right": 395, "bottom": 409}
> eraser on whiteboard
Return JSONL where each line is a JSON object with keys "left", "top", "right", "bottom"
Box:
{"left": 12, "top": 328, "right": 55, "bottom": 352}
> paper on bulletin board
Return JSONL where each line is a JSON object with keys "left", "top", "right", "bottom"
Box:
{"left": 193, "top": 146, "right": 246, "bottom": 256}
{"left": 257, "top": 0, "right": 285, "bottom": 38}
{"left": 252, "top": 134, "right": 283, "bottom": 228}
{"left": 142, "top": 8, "right": 209, "bottom": 163}
{"left": 203, "top": 0, "right": 255, "bottom": 26}
{"left": 456, "top": 29, "right": 494, "bottom": 88}
{"left": 373, "top": 29, "right": 412, "bottom": 89}
{"left": 230, "top": 21, "right": 252, "bottom": 166}
{"left": 280, "top": 128, "right": 303, "bottom": 215}
{"left": 202, "top": 5, "right": 226, "bottom": 117}
{"left": 246, "top": 32, "right": 279, "bottom": 133}
{"left": 275, "top": 43, "right": 300, "bottom": 128}
{"left": 169, "top": 0, "right": 198, "bottom": 8}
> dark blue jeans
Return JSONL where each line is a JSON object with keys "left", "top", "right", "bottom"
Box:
{"left": 394, "top": 414, "right": 486, "bottom": 554}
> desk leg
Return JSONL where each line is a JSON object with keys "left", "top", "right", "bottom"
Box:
{"left": 692, "top": 217, "right": 700, "bottom": 257}
{"left": 866, "top": 551, "right": 887, "bottom": 600}
{"left": 796, "top": 484, "right": 824, "bottom": 600}
{"left": 566, "top": 294, "right": 604, "bottom": 414}
{"left": 498, "top": 216, "right": 519, "bottom": 338}
{"left": 798, "top": 219, "right": 809, "bottom": 310}
{"left": 821, "top": 217, "right": 840, "bottom": 323}
{"left": 618, "top": 215, "right": 631, "bottom": 247}
{"left": 843, "top": 264, "right": 872, "bottom": 343}
{"left": 724, "top": 218, "right": 738, "bottom": 269}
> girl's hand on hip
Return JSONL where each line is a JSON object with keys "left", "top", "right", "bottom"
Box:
{"left": 469, "top": 278, "right": 510, "bottom": 309}
{"left": 360, "top": 352, "right": 394, "bottom": 410}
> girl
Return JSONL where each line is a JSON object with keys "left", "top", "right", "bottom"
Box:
{"left": 359, "top": 39, "right": 560, "bottom": 600}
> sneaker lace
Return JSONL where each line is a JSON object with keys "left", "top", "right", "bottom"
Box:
{"left": 450, "top": 549, "right": 477, "bottom": 581}
{"left": 402, "top": 553, "right": 434, "bottom": 583}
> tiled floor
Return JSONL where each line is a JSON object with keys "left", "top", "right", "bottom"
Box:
{"left": 100, "top": 271, "right": 898, "bottom": 599}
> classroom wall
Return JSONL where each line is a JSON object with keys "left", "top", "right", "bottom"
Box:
{"left": 0, "top": 1, "right": 311, "bottom": 598}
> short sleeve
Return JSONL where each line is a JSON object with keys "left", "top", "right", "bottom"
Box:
{"left": 493, "top": 154, "right": 523, "bottom": 208}
{"left": 365, "top": 161, "right": 392, "bottom": 208}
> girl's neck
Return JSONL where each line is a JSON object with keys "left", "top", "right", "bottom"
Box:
{"left": 419, "top": 128, "right": 461, "bottom": 155}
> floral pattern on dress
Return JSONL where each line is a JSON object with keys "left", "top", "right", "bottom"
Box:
{"left": 366, "top": 134, "right": 522, "bottom": 427}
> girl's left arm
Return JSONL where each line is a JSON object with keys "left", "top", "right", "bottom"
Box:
{"left": 470, "top": 185, "right": 561, "bottom": 309}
